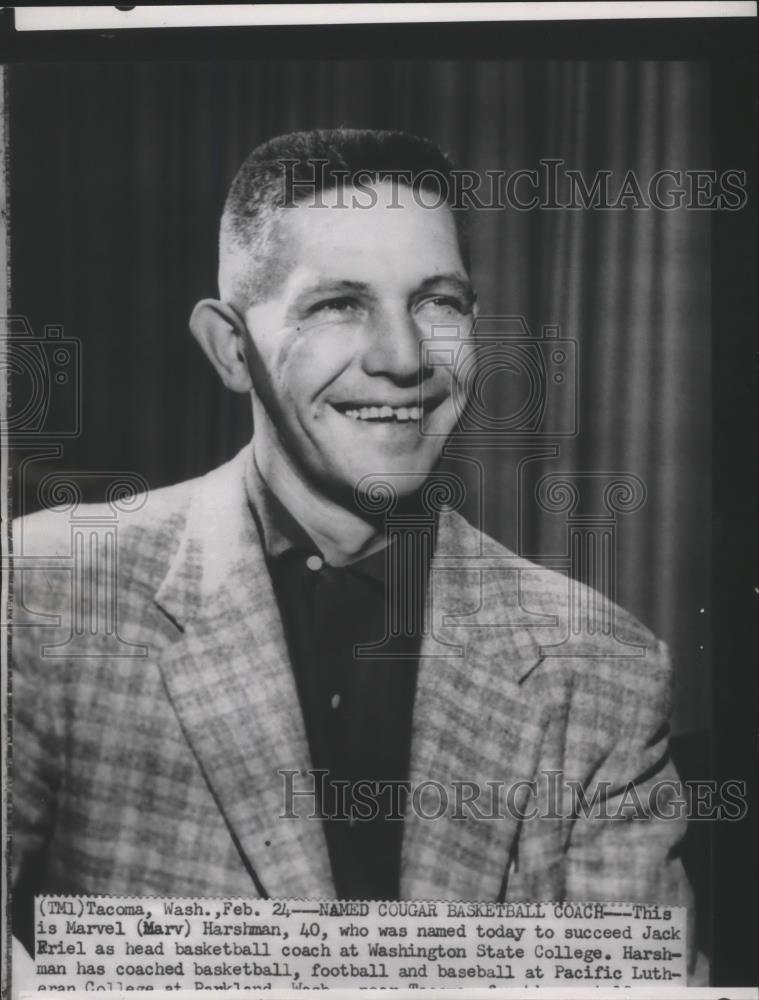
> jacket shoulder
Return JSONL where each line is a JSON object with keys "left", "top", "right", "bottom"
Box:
{"left": 13, "top": 473, "right": 198, "bottom": 555}
{"left": 447, "top": 514, "right": 673, "bottom": 728}
{"left": 443, "top": 510, "right": 664, "bottom": 657}
{"left": 11, "top": 472, "right": 204, "bottom": 614}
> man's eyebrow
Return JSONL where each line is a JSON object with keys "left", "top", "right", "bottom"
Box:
{"left": 289, "top": 274, "right": 476, "bottom": 310}
{"left": 292, "top": 279, "right": 373, "bottom": 301}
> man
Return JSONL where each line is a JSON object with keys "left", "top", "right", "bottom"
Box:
{"left": 12, "top": 129, "right": 698, "bottom": 970}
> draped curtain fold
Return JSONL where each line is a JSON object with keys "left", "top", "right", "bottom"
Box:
{"left": 9, "top": 60, "right": 710, "bottom": 731}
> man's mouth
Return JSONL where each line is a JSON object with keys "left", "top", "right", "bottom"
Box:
{"left": 338, "top": 403, "right": 423, "bottom": 423}
{"left": 329, "top": 395, "right": 448, "bottom": 425}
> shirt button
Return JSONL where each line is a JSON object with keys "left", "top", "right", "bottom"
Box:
{"left": 306, "top": 554, "right": 323, "bottom": 571}
{"left": 330, "top": 693, "right": 341, "bottom": 710}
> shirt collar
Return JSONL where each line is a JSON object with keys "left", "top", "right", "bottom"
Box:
{"left": 244, "top": 448, "right": 388, "bottom": 584}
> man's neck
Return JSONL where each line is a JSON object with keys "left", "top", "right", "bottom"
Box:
{"left": 249, "top": 437, "right": 387, "bottom": 567}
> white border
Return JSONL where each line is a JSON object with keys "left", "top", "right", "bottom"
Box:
{"left": 13, "top": 3, "right": 759, "bottom": 32}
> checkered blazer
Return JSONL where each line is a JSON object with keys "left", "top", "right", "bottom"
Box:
{"left": 12, "top": 444, "right": 699, "bottom": 972}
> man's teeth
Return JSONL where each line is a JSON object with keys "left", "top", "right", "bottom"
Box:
{"left": 343, "top": 404, "right": 422, "bottom": 422}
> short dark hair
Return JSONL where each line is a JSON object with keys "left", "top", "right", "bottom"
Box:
{"left": 219, "top": 127, "right": 470, "bottom": 305}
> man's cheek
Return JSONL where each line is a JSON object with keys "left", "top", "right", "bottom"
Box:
{"left": 433, "top": 366, "right": 462, "bottom": 415}
{"left": 262, "top": 321, "right": 315, "bottom": 381}
{"left": 273, "top": 329, "right": 338, "bottom": 388}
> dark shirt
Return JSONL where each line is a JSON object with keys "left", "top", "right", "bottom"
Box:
{"left": 246, "top": 461, "right": 425, "bottom": 899}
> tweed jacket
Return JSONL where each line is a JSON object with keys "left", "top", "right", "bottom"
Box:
{"left": 12, "top": 445, "right": 696, "bottom": 961}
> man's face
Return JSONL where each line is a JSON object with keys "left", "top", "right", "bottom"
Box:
{"left": 241, "top": 181, "right": 475, "bottom": 501}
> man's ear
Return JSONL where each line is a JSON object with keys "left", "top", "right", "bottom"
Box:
{"left": 189, "top": 298, "right": 253, "bottom": 393}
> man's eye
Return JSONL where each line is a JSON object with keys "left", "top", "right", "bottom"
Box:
{"left": 311, "top": 297, "right": 359, "bottom": 315}
{"left": 418, "top": 296, "right": 468, "bottom": 315}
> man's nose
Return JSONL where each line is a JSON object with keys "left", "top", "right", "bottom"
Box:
{"left": 362, "top": 307, "right": 424, "bottom": 383}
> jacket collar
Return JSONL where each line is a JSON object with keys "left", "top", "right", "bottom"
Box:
{"left": 244, "top": 451, "right": 389, "bottom": 584}
{"left": 155, "top": 445, "right": 543, "bottom": 673}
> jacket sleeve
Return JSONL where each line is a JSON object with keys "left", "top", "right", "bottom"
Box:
{"left": 12, "top": 619, "right": 63, "bottom": 889}
{"left": 11, "top": 513, "right": 69, "bottom": 898}
{"left": 562, "top": 639, "right": 707, "bottom": 984}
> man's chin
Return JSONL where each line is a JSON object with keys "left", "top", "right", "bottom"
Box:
{"left": 326, "top": 455, "right": 444, "bottom": 506}
{"left": 298, "top": 419, "right": 451, "bottom": 506}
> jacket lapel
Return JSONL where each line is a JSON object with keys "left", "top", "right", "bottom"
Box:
{"left": 154, "top": 446, "right": 333, "bottom": 899}
{"left": 401, "top": 510, "right": 551, "bottom": 900}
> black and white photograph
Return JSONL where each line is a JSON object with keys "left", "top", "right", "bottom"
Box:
{"left": 2, "top": 3, "right": 756, "bottom": 995}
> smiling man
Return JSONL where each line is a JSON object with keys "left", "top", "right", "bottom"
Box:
{"left": 13, "top": 129, "right": 699, "bottom": 976}
{"left": 191, "top": 139, "right": 473, "bottom": 558}
{"left": 184, "top": 132, "right": 477, "bottom": 900}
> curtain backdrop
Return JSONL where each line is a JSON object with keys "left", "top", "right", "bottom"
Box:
{"left": 8, "top": 60, "right": 710, "bottom": 732}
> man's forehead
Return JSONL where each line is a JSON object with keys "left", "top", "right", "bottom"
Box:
{"left": 275, "top": 184, "right": 463, "bottom": 275}
{"left": 225, "top": 180, "right": 468, "bottom": 309}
